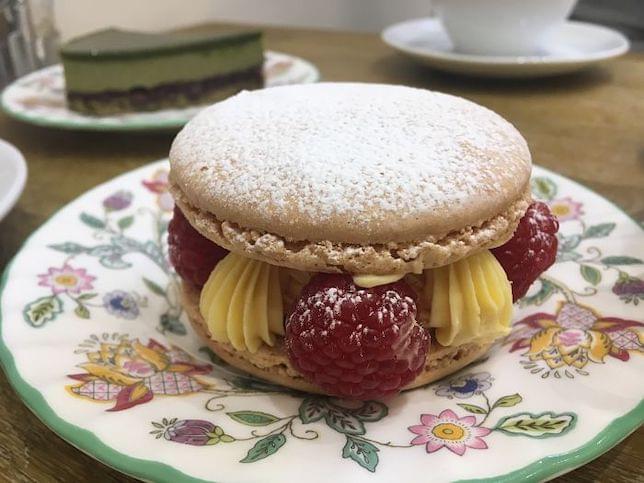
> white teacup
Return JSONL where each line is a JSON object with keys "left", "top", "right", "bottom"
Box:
{"left": 432, "top": 0, "right": 578, "bottom": 56}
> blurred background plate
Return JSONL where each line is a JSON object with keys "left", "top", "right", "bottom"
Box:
{"left": 382, "top": 17, "right": 630, "bottom": 78}
{"left": 0, "top": 139, "right": 27, "bottom": 222}
{"left": 0, "top": 50, "right": 319, "bottom": 131}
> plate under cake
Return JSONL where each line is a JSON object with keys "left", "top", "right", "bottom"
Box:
{"left": 60, "top": 27, "right": 264, "bottom": 115}
{"left": 1, "top": 160, "right": 642, "bottom": 482}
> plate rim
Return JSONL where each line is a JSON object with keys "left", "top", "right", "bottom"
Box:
{"left": 0, "top": 161, "right": 642, "bottom": 483}
{"left": 0, "top": 51, "right": 320, "bottom": 132}
{"left": 0, "top": 139, "right": 28, "bottom": 221}
{"left": 381, "top": 18, "right": 630, "bottom": 67}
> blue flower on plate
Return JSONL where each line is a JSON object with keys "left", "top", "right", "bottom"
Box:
{"left": 103, "top": 290, "right": 139, "bottom": 319}
{"left": 434, "top": 372, "right": 493, "bottom": 399}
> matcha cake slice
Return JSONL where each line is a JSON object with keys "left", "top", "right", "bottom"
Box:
{"left": 61, "top": 27, "right": 264, "bottom": 115}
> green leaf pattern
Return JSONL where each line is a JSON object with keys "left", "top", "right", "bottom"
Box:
{"left": 118, "top": 215, "right": 134, "bottom": 230}
{"left": 240, "top": 434, "right": 286, "bottom": 463}
{"left": 80, "top": 212, "right": 105, "bottom": 229}
{"left": 583, "top": 223, "right": 615, "bottom": 239}
{"left": 23, "top": 296, "right": 63, "bottom": 327}
{"left": 143, "top": 277, "right": 166, "bottom": 297}
{"left": 580, "top": 265, "right": 601, "bottom": 285}
{"left": 601, "top": 256, "right": 642, "bottom": 265}
{"left": 495, "top": 412, "right": 576, "bottom": 438}
{"left": 74, "top": 304, "right": 90, "bottom": 319}
{"left": 159, "top": 313, "right": 187, "bottom": 335}
{"left": 342, "top": 436, "right": 379, "bottom": 472}
{"left": 457, "top": 403, "right": 488, "bottom": 414}
{"left": 299, "top": 397, "right": 326, "bottom": 424}
{"left": 531, "top": 177, "right": 557, "bottom": 200}
{"left": 353, "top": 401, "right": 388, "bottom": 422}
{"left": 324, "top": 406, "right": 366, "bottom": 435}
{"left": 48, "top": 242, "right": 88, "bottom": 254}
{"left": 493, "top": 394, "right": 523, "bottom": 408}
{"left": 227, "top": 411, "right": 280, "bottom": 427}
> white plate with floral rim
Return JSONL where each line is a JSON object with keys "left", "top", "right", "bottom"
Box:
{"left": 0, "top": 51, "right": 319, "bottom": 132}
{"left": 0, "top": 160, "right": 642, "bottom": 483}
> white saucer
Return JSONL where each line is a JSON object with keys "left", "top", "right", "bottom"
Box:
{"left": 0, "top": 139, "right": 27, "bottom": 222}
{"left": 382, "top": 18, "right": 630, "bottom": 78}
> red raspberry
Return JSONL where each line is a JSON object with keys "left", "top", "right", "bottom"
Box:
{"left": 168, "top": 206, "right": 228, "bottom": 287}
{"left": 285, "top": 274, "right": 430, "bottom": 399}
{"left": 491, "top": 201, "right": 559, "bottom": 302}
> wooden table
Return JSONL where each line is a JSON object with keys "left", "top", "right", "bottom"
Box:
{"left": 0, "top": 24, "right": 642, "bottom": 482}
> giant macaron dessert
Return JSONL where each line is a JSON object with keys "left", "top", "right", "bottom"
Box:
{"left": 168, "top": 83, "right": 559, "bottom": 399}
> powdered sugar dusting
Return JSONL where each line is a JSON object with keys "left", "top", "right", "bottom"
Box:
{"left": 289, "top": 277, "right": 419, "bottom": 354}
{"left": 171, "top": 83, "right": 531, "bottom": 242}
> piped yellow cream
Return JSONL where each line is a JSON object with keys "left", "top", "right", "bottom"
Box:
{"left": 198, "top": 249, "right": 512, "bottom": 353}
{"left": 428, "top": 250, "right": 512, "bottom": 346}
{"left": 199, "top": 252, "right": 284, "bottom": 353}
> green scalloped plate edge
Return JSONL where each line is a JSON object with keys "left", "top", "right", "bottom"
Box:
{"left": 0, "top": 96, "right": 189, "bottom": 131}
{"left": 0, "top": 85, "right": 194, "bottom": 131}
{"left": 0, "top": 162, "right": 642, "bottom": 483}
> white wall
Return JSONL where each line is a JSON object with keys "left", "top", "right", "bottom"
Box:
{"left": 54, "top": 0, "right": 431, "bottom": 41}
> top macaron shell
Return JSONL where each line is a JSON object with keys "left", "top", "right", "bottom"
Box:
{"left": 169, "top": 83, "right": 531, "bottom": 245}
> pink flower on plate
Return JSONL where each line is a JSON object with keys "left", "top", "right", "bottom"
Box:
{"left": 555, "top": 328, "right": 587, "bottom": 348}
{"left": 67, "top": 337, "right": 215, "bottom": 411}
{"left": 120, "top": 358, "right": 156, "bottom": 378}
{"left": 548, "top": 197, "right": 583, "bottom": 222}
{"left": 38, "top": 264, "right": 95, "bottom": 295}
{"left": 507, "top": 301, "right": 644, "bottom": 371}
{"left": 409, "top": 409, "right": 491, "bottom": 456}
{"left": 143, "top": 169, "right": 174, "bottom": 211}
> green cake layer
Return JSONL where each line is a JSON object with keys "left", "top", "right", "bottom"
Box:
{"left": 60, "top": 27, "right": 261, "bottom": 58}
{"left": 60, "top": 27, "right": 264, "bottom": 114}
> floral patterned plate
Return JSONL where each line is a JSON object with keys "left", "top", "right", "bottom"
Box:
{"left": 0, "top": 51, "right": 319, "bottom": 132}
{"left": 0, "top": 161, "right": 642, "bottom": 482}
